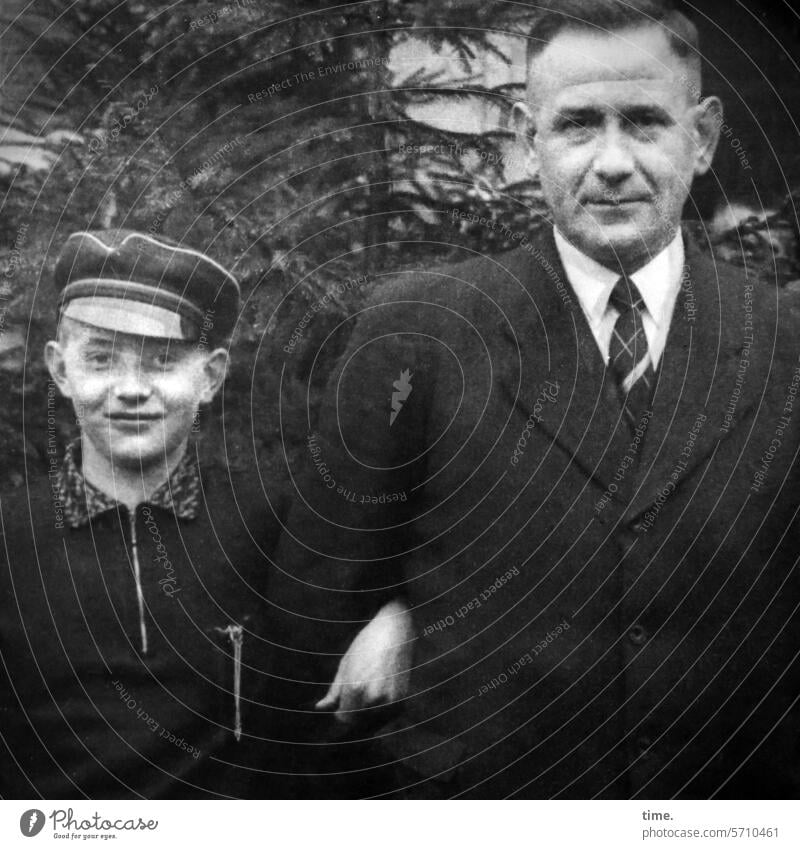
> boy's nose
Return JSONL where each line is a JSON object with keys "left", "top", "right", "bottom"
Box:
{"left": 112, "top": 371, "right": 153, "bottom": 401}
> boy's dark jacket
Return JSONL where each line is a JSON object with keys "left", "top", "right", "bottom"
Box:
{"left": 0, "top": 439, "right": 313, "bottom": 799}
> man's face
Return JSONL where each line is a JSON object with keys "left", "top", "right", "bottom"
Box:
{"left": 47, "top": 323, "right": 226, "bottom": 472}
{"left": 527, "top": 24, "right": 721, "bottom": 271}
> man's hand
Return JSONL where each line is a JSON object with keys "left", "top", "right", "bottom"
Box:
{"left": 315, "top": 599, "right": 413, "bottom": 724}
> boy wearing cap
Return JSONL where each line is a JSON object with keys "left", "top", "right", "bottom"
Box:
{"left": 0, "top": 230, "right": 294, "bottom": 798}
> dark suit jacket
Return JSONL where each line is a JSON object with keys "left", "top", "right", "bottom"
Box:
{"left": 275, "top": 225, "right": 800, "bottom": 799}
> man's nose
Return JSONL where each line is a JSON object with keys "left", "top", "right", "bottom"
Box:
{"left": 592, "top": 124, "right": 635, "bottom": 183}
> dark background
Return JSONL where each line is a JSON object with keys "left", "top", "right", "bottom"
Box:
{"left": 689, "top": 0, "right": 800, "bottom": 214}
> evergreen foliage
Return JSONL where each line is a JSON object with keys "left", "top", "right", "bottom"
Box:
{"left": 1, "top": 1, "right": 798, "bottom": 486}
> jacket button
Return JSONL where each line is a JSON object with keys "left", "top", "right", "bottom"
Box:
{"left": 628, "top": 624, "right": 647, "bottom": 645}
{"left": 631, "top": 521, "right": 645, "bottom": 534}
{"left": 636, "top": 735, "right": 652, "bottom": 755}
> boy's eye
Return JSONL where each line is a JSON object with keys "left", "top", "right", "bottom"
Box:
{"left": 152, "top": 349, "right": 179, "bottom": 368}
{"left": 84, "top": 351, "right": 112, "bottom": 367}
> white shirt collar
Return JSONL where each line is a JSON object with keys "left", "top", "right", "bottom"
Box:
{"left": 553, "top": 228, "right": 685, "bottom": 365}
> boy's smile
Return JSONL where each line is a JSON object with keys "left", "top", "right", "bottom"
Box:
{"left": 47, "top": 322, "right": 223, "bottom": 477}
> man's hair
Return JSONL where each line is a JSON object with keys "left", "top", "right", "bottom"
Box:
{"left": 526, "top": 0, "right": 701, "bottom": 87}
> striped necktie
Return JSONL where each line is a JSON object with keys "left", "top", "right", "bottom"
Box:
{"left": 608, "top": 276, "right": 654, "bottom": 429}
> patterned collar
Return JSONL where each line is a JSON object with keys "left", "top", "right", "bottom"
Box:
{"left": 58, "top": 440, "right": 201, "bottom": 528}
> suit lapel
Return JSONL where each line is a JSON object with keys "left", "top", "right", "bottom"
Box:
{"left": 497, "top": 226, "right": 764, "bottom": 510}
{"left": 497, "top": 228, "right": 634, "bottom": 493}
{"left": 627, "top": 232, "right": 761, "bottom": 519}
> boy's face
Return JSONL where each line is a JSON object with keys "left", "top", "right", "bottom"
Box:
{"left": 46, "top": 322, "right": 228, "bottom": 471}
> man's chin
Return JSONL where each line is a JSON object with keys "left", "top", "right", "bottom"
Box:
{"left": 572, "top": 224, "right": 669, "bottom": 272}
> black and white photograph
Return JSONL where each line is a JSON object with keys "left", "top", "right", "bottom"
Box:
{"left": 0, "top": 0, "right": 798, "bottom": 841}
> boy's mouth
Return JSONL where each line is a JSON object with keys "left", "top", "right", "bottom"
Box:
{"left": 106, "top": 412, "right": 162, "bottom": 422}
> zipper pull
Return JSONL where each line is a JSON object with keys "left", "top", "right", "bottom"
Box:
{"left": 215, "top": 624, "right": 244, "bottom": 741}
{"left": 129, "top": 509, "right": 149, "bottom": 655}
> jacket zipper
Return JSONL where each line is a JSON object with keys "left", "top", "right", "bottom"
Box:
{"left": 126, "top": 507, "right": 242, "bottom": 738}
{"left": 215, "top": 624, "right": 244, "bottom": 741}
{"left": 128, "top": 509, "right": 149, "bottom": 655}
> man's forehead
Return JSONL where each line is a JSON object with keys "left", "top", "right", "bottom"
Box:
{"left": 530, "top": 24, "right": 695, "bottom": 100}
{"left": 545, "top": 78, "right": 681, "bottom": 113}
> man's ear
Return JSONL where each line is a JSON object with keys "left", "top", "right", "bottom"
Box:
{"left": 199, "top": 348, "right": 229, "bottom": 405}
{"left": 692, "top": 96, "right": 723, "bottom": 177}
{"left": 511, "top": 100, "right": 539, "bottom": 178}
{"left": 44, "top": 340, "right": 73, "bottom": 400}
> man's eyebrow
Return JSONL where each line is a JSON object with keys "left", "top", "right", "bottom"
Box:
{"left": 549, "top": 103, "right": 675, "bottom": 125}
{"left": 551, "top": 106, "right": 602, "bottom": 124}
{"left": 619, "top": 104, "right": 674, "bottom": 123}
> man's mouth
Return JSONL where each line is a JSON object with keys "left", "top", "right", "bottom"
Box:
{"left": 585, "top": 196, "right": 649, "bottom": 206}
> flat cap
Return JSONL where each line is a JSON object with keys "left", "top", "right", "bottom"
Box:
{"left": 54, "top": 230, "right": 240, "bottom": 343}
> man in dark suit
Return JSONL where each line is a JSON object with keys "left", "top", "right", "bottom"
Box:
{"left": 277, "top": 0, "right": 800, "bottom": 798}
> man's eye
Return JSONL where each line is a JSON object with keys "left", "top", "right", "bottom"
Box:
{"left": 556, "top": 115, "right": 598, "bottom": 132}
{"left": 552, "top": 114, "right": 603, "bottom": 140}
{"left": 626, "top": 112, "right": 666, "bottom": 136}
